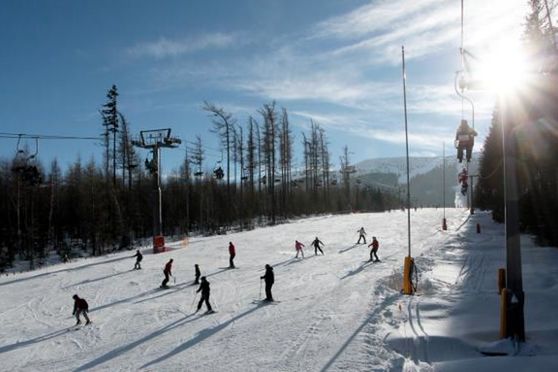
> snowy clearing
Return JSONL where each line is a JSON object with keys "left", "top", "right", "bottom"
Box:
{"left": 1, "top": 209, "right": 558, "bottom": 371}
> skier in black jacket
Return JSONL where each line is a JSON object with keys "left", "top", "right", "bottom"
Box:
{"left": 194, "top": 264, "right": 201, "bottom": 285}
{"left": 312, "top": 237, "right": 324, "bottom": 255}
{"left": 132, "top": 250, "right": 143, "bottom": 270}
{"left": 260, "top": 264, "right": 275, "bottom": 301}
{"left": 195, "top": 277, "right": 213, "bottom": 313}
{"left": 72, "top": 294, "right": 91, "bottom": 325}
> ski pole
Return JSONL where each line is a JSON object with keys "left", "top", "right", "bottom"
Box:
{"left": 191, "top": 291, "right": 198, "bottom": 312}
{"left": 259, "top": 278, "right": 262, "bottom": 300}
{"left": 173, "top": 275, "right": 176, "bottom": 284}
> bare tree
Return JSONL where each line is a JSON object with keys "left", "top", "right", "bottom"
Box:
{"left": 319, "top": 127, "right": 330, "bottom": 203}
{"left": 279, "top": 108, "right": 293, "bottom": 214}
{"left": 247, "top": 117, "right": 256, "bottom": 195}
{"left": 203, "top": 101, "right": 236, "bottom": 194}
{"left": 259, "top": 102, "right": 278, "bottom": 224}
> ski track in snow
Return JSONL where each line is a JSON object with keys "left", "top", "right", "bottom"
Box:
{"left": 1, "top": 209, "right": 479, "bottom": 371}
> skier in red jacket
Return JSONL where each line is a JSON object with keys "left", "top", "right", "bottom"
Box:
{"left": 295, "top": 240, "right": 305, "bottom": 258}
{"left": 161, "top": 259, "right": 173, "bottom": 288}
{"left": 228, "top": 242, "right": 236, "bottom": 268}
{"left": 72, "top": 294, "right": 91, "bottom": 325}
{"left": 368, "top": 237, "right": 380, "bottom": 262}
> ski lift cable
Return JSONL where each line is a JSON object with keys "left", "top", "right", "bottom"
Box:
{"left": 0, "top": 132, "right": 100, "bottom": 141}
{"left": 460, "top": 0, "right": 465, "bottom": 120}
{"left": 477, "top": 159, "right": 503, "bottom": 180}
{"left": 456, "top": 0, "right": 475, "bottom": 129}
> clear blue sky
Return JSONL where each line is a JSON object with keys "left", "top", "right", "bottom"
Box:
{"left": 0, "top": 0, "right": 528, "bottom": 173}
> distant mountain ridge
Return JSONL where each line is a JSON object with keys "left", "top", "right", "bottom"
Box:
{"left": 355, "top": 155, "right": 479, "bottom": 182}
{"left": 353, "top": 155, "right": 480, "bottom": 207}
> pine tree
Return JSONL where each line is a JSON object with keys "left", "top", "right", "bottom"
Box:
{"left": 101, "top": 85, "right": 119, "bottom": 185}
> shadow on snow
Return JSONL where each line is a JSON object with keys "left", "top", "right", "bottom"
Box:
{"left": 0, "top": 327, "right": 70, "bottom": 354}
{"left": 338, "top": 244, "right": 361, "bottom": 254}
{"left": 140, "top": 303, "right": 266, "bottom": 369}
{"left": 62, "top": 270, "right": 131, "bottom": 289}
{"left": 74, "top": 313, "right": 199, "bottom": 371}
{"left": 320, "top": 292, "right": 400, "bottom": 371}
{"left": 0, "top": 256, "right": 130, "bottom": 287}
{"left": 339, "top": 261, "right": 373, "bottom": 280}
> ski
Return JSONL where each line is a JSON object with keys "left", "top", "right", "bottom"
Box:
{"left": 251, "top": 299, "right": 281, "bottom": 305}
{"left": 70, "top": 322, "right": 91, "bottom": 331}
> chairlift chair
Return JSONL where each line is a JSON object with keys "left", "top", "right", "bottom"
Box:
{"left": 213, "top": 166, "right": 224, "bottom": 180}
{"left": 11, "top": 137, "right": 42, "bottom": 185}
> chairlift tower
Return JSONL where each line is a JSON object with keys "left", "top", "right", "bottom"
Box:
{"left": 457, "top": 0, "right": 524, "bottom": 341}
{"left": 132, "top": 129, "right": 181, "bottom": 253}
{"left": 401, "top": 46, "right": 415, "bottom": 295}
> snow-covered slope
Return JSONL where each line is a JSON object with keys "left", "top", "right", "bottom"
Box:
{"left": 1, "top": 209, "right": 557, "bottom": 371}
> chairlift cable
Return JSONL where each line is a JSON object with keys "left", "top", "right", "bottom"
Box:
{"left": 0, "top": 132, "right": 100, "bottom": 141}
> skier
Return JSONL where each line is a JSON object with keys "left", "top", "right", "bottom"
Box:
{"left": 312, "top": 236, "right": 324, "bottom": 255}
{"left": 72, "top": 294, "right": 91, "bottom": 325}
{"left": 260, "top": 264, "right": 274, "bottom": 301}
{"left": 228, "top": 241, "right": 236, "bottom": 268}
{"left": 161, "top": 258, "right": 173, "bottom": 288}
{"left": 194, "top": 264, "right": 201, "bottom": 285}
{"left": 295, "top": 240, "right": 305, "bottom": 258}
{"left": 368, "top": 236, "right": 380, "bottom": 262}
{"left": 195, "top": 276, "right": 213, "bottom": 313}
{"left": 357, "top": 227, "right": 367, "bottom": 244}
{"left": 455, "top": 119, "right": 477, "bottom": 163}
{"left": 132, "top": 249, "right": 143, "bottom": 270}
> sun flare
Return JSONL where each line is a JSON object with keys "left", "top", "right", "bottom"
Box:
{"left": 475, "top": 42, "right": 529, "bottom": 93}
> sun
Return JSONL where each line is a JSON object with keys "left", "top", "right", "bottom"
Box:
{"left": 475, "top": 42, "right": 529, "bottom": 94}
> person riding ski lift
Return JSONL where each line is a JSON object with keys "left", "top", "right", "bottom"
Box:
{"left": 214, "top": 166, "right": 224, "bottom": 180}
{"left": 458, "top": 168, "right": 469, "bottom": 195}
{"left": 460, "top": 180, "right": 468, "bottom": 196}
{"left": 455, "top": 119, "right": 477, "bottom": 163}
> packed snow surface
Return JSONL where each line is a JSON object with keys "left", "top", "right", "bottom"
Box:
{"left": 1, "top": 209, "right": 558, "bottom": 371}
